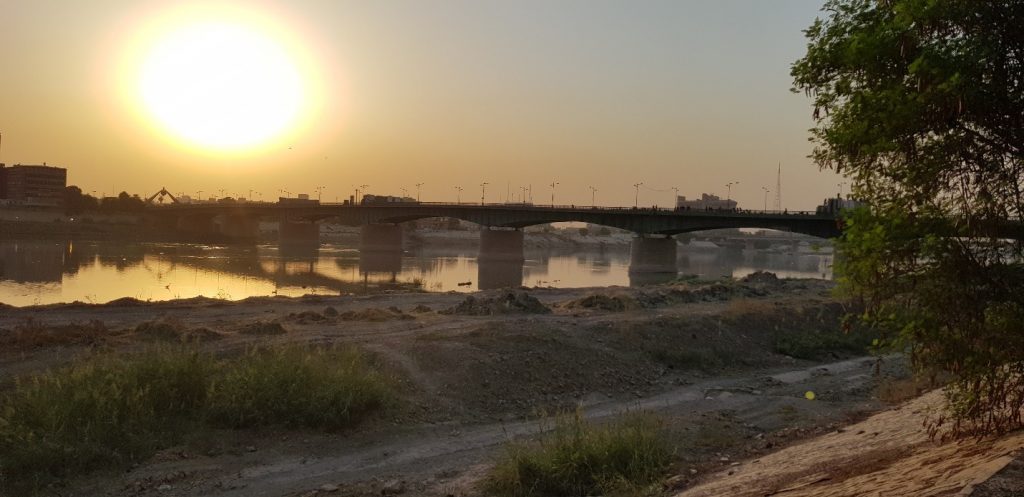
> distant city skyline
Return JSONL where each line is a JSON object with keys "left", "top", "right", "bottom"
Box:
{"left": 0, "top": 0, "right": 840, "bottom": 209}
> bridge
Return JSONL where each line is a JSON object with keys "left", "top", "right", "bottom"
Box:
{"left": 147, "top": 201, "right": 844, "bottom": 276}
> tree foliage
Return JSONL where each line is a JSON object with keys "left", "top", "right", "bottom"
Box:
{"left": 792, "top": 0, "right": 1024, "bottom": 436}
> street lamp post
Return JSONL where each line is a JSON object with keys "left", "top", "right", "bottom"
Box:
{"left": 762, "top": 186, "right": 770, "bottom": 212}
{"left": 725, "top": 181, "right": 739, "bottom": 201}
{"left": 837, "top": 181, "right": 847, "bottom": 198}
{"left": 314, "top": 186, "right": 325, "bottom": 202}
{"left": 670, "top": 186, "right": 679, "bottom": 210}
{"left": 415, "top": 183, "right": 424, "bottom": 203}
{"left": 550, "top": 181, "right": 559, "bottom": 206}
{"left": 355, "top": 184, "right": 368, "bottom": 203}
{"left": 480, "top": 182, "right": 489, "bottom": 205}
{"left": 633, "top": 182, "right": 643, "bottom": 208}
{"left": 454, "top": 186, "right": 463, "bottom": 204}
{"left": 520, "top": 186, "right": 528, "bottom": 205}
{"left": 589, "top": 186, "right": 597, "bottom": 207}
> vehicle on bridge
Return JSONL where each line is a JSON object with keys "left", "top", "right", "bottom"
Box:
{"left": 816, "top": 197, "right": 863, "bottom": 216}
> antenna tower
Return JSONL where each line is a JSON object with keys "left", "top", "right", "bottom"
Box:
{"left": 774, "top": 163, "right": 782, "bottom": 212}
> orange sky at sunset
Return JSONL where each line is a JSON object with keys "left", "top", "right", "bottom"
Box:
{"left": 0, "top": 1, "right": 841, "bottom": 209}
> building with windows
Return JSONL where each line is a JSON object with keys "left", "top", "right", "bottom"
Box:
{"left": 676, "top": 193, "right": 737, "bottom": 211}
{"left": 0, "top": 163, "right": 67, "bottom": 207}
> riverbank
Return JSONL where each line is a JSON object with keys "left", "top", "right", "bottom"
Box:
{"left": 0, "top": 275, "right": 936, "bottom": 496}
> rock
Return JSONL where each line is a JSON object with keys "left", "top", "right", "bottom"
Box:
{"left": 245, "top": 445, "right": 257, "bottom": 452}
{"left": 157, "top": 484, "right": 172, "bottom": 491}
{"left": 381, "top": 479, "right": 405, "bottom": 495}
{"left": 319, "top": 483, "right": 339, "bottom": 492}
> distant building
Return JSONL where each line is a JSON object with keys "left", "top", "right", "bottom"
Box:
{"left": 0, "top": 163, "right": 67, "bottom": 207}
{"left": 278, "top": 196, "right": 320, "bottom": 206}
{"left": 676, "top": 193, "right": 736, "bottom": 211}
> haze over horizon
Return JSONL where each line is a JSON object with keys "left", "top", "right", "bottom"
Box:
{"left": 0, "top": 0, "right": 841, "bottom": 210}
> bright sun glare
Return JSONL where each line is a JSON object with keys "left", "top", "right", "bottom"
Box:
{"left": 136, "top": 19, "right": 305, "bottom": 151}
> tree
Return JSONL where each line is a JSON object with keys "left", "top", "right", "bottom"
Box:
{"left": 793, "top": 1, "right": 1024, "bottom": 437}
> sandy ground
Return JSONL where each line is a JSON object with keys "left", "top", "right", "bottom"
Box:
{"left": 2, "top": 277, "right": 1016, "bottom": 496}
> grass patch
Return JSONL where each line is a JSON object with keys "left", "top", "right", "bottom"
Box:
{"left": 772, "top": 327, "right": 874, "bottom": 360}
{"left": 207, "top": 345, "right": 391, "bottom": 430}
{"left": 0, "top": 347, "right": 213, "bottom": 490}
{"left": 0, "top": 345, "right": 392, "bottom": 492}
{"left": 487, "top": 411, "right": 673, "bottom": 497}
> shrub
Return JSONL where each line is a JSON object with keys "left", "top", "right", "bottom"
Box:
{"left": 772, "top": 327, "right": 873, "bottom": 360}
{"left": 206, "top": 345, "right": 391, "bottom": 431}
{"left": 487, "top": 411, "right": 672, "bottom": 497}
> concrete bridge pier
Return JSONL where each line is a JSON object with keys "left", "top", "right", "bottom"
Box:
{"left": 280, "top": 219, "right": 320, "bottom": 245}
{"left": 218, "top": 214, "right": 259, "bottom": 241}
{"left": 360, "top": 223, "right": 403, "bottom": 252}
{"left": 629, "top": 235, "right": 678, "bottom": 275}
{"left": 478, "top": 228, "right": 525, "bottom": 262}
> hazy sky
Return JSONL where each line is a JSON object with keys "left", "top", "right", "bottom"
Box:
{"left": 0, "top": 0, "right": 842, "bottom": 209}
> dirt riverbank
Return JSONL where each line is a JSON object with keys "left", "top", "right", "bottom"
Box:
{"left": 0, "top": 277, "right": 932, "bottom": 496}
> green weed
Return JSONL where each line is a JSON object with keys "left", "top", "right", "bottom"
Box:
{"left": 487, "top": 411, "right": 673, "bottom": 497}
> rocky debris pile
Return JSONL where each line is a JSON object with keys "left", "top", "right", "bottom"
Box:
{"left": 441, "top": 292, "right": 551, "bottom": 316}
{"left": 286, "top": 310, "right": 329, "bottom": 324}
{"left": 563, "top": 293, "right": 640, "bottom": 312}
{"left": 410, "top": 304, "right": 434, "bottom": 313}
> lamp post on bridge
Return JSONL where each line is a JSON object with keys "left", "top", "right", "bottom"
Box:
{"left": 837, "top": 181, "right": 847, "bottom": 198}
{"left": 589, "top": 186, "right": 597, "bottom": 207}
{"left": 415, "top": 183, "right": 424, "bottom": 203}
{"left": 454, "top": 186, "right": 463, "bottom": 204}
{"left": 355, "top": 184, "right": 368, "bottom": 204}
{"left": 480, "top": 182, "right": 489, "bottom": 205}
{"left": 670, "top": 186, "right": 679, "bottom": 210}
{"left": 725, "top": 181, "right": 739, "bottom": 201}
{"left": 520, "top": 186, "right": 528, "bottom": 205}
{"left": 549, "top": 181, "right": 559, "bottom": 207}
{"left": 762, "top": 186, "right": 770, "bottom": 212}
{"left": 633, "top": 182, "right": 643, "bottom": 208}
{"left": 315, "top": 186, "right": 325, "bottom": 202}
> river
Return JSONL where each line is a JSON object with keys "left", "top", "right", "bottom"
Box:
{"left": 0, "top": 239, "right": 833, "bottom": 306}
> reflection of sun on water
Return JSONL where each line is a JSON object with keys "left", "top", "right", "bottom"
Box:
{"left": 121, "top": 6, "right": 318, "bottom": 153}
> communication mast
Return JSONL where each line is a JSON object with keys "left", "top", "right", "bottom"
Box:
{"left": 774, "top": 163, "right": 782, "bottom": 213}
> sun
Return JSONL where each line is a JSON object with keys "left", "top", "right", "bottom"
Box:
{"left": 135, "top": 18, "right": 306, "bottom": 151}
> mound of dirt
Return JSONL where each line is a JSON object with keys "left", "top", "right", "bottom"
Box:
{"left": 106, "top": 297, "right": 145, "bottom": 307}
{"left": 339, "top": 307, "right": 415, "bottom": 322}
{"left": 411, "top": 304, "right": 434, "bottom": 313}
{"left": 441, "top": 292, "right": 552, "bottom": 316}
{"left": 1, "top": 319, "right": 115, "bottom": 348}
{"left": 134, "top": 319, "right": 185, "bottom": 341}
{"left": 286, "top": 310, "right": 328, "bottom": 324}
{"left": 741, "top": 271, "right": 783, "bottom": 286}
{"left": 563, "top": 293, "right": 640, "bottom": 312}
{"left": 323, "top": 306, "right": 339, "bottom": 317}
{"left": 239, "top": 321, "right": 288, "bottom": 335}
{"left": 180, "top": 327, "right": 223, "bottom": 342}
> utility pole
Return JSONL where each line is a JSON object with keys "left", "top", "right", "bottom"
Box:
{"left": 415, "top": 182, "right": 424, "bottom": 202}
{"left": 670, "top": 186, "right": 679, "bottom": 209}
{"left": 633, "top": 182, "right": 643, "bottom": 208}
{"left": 454, "top": 185, "right": 463, "bottom": 204}
{"left": 197, "top": 190, "right": 203, "bottom": 201}
{"left": 762, "top": 187, "right": 770, "bottom": 212}
{"left": 549, "top": 181, "right": 559, "bottom": 206}
{"left": 520, "top": 186, "right": 528, "bottom": 205}
{"left": 480, "top": 182, "right": 489, "bottom": 205}
{"left": 589, "top": 186, "right": 597, "bottom": 207}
